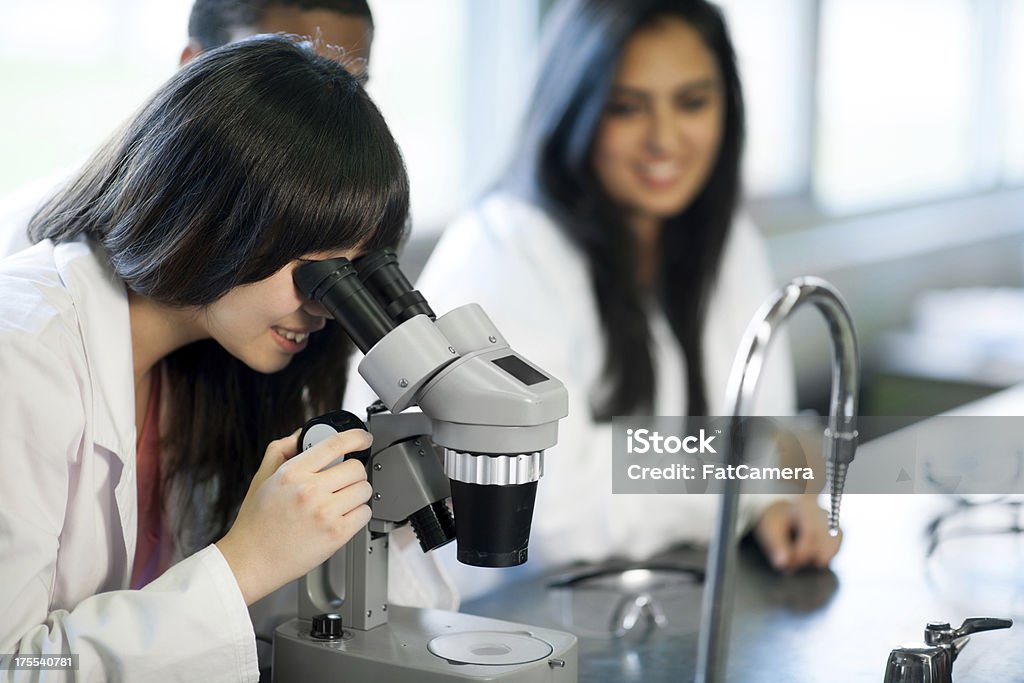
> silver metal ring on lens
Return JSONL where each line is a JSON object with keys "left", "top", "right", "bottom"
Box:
{"left": 443, "top": 450, "right": 544, "bottom": 485}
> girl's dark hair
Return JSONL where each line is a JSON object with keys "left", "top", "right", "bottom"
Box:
{"left": 506, "top": 0, "right": 744, "bottom": 419}
{"left": 29, "top": 36, "right": 408, "bottom": 547}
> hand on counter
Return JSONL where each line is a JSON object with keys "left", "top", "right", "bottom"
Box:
{"left": 754, "top": 495, "right": 841, "bottom": 573}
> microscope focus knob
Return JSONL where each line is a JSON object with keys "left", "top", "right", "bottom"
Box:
{"left": 311, "top": 613, "right": 344, "bottom": 640}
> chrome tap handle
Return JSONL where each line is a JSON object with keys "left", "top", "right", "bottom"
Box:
{"left": 952, "top": 617, "right": 1013, "bottom": 638}
{"left": 925, "top": 618, "right": 1013, "bottom": 646}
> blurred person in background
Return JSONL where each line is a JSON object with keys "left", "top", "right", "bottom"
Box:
{"left": 0, "top": 0, "right": 374, "bottom": 258}
{"left": 411, "top": 0, "right": 841, "bottom": 599}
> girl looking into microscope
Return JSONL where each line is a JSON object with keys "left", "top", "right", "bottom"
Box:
{"left": 416, "top": 0, "right": 841, "bottom": 598}
{"left": 0, "top": 36, "right": 404, "bottom": 681}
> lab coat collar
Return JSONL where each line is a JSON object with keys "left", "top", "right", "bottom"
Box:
{"left": 54, "top": 238, "right": 136, "bottom": 461}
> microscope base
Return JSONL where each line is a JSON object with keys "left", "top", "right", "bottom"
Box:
{"left": 272, "top": 605, "right": 578, "bottom": 682}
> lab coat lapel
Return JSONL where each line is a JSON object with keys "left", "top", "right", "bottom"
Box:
{"left": 54, "top": 238, "right": 138, "bottom": 583}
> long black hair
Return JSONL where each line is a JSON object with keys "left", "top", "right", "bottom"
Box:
{"left": 29, "top": 36, "right": 408, "bottom": 547}
{"left": 505, "top": 0, "right": 744, "bottom": 419}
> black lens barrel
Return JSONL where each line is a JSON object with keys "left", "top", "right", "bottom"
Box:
{"left": 354, "top": 249, "right": 436, "bottom": 323}
{"left": 449, "top": 480, "right": 537, "bottom": 567}
{"left": 293, "top": 258, "right": 394, "bottom": 354}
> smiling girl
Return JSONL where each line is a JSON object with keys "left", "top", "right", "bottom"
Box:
{"left": 415, "top": 0, "right": 840, "bottom": 599}
{"left": 0, "top": 36, "right": 406, "bottom": 681}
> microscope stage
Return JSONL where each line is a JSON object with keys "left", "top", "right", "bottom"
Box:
{"left": 273, "top": 605, "right": 578, "bottom": 682}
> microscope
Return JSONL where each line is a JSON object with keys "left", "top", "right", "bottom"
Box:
{"left": 272, "top": 250, "right": 579, "bottom": 682}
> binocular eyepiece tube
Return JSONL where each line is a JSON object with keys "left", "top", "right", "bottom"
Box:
{"left": 292, "top": 258, "right": 394, "bottom": 354}
{"left": 353, "top": 249, "right": 436, "bottom": 323}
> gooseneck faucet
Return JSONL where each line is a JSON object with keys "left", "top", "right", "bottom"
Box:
{"left": 695, "top": 276, "right": 860, "bottom": 683}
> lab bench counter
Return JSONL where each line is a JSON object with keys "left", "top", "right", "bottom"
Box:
{"left": 461, "top": 388, "right": 1024, "bottom": 682}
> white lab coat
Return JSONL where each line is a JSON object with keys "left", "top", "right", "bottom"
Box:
{"left": 0, "top": 239, "right": 259, "bottom": 682}
{"left": 410, "top": 193, "right": 798, "bottom": 600}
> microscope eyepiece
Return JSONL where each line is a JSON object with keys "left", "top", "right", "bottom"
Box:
{"left": 353, "top": 249, "right": 436, "bottom": 323}
{"left": 293, "top": 258, "right": 395, "bottom": 353}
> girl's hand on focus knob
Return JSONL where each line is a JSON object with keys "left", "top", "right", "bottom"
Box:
{"left": 216, "top": 428, "right": 373, "bottom": 605}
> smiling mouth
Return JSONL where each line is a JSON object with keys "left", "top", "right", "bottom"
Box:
{"left": 272, "top": 326, "right": 311, "bottom": 344}
{"left": 637, "top": 160, "right": 683, "bottom": 184}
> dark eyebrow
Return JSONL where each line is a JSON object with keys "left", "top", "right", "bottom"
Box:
{"left": 610, "top": 78, "right": 719, "bottom": 100}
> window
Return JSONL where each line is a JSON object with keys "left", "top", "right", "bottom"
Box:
{"left": 717, "top": 0, "right": 814, "bottom": 197}
{"left": 816, "top": 0, "right": 976, "bottom": 213}
{"left": 718, "top": 0, "right": 1023, "bottom": 218}
{"left": 1003, "top": 0, "right": 1024, "bottom": 184}
{"left": 363, "top": 0, "right": 469, "bottom": 231}
{"left": 0, "top": 0, "right": 193, "bottom": 194}
{"left": 2, "top": 1, "right": 1019, "bottom": 227}
{"left": 365, "top": 0, "right": 539, "bottom": 232}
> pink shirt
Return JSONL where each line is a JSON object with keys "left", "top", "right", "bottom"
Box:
{"left": 130, "top": 370, "right": 174, "bottom": 589}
